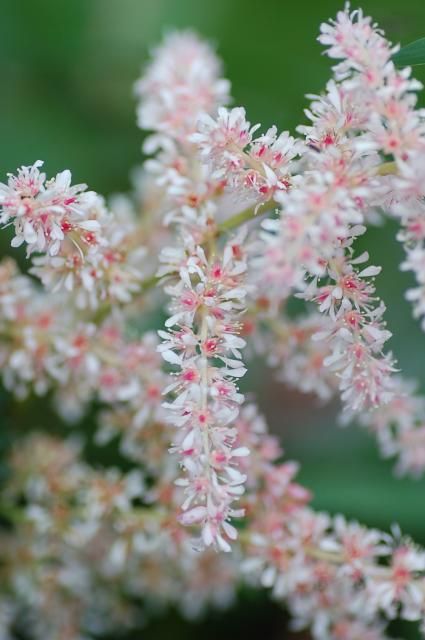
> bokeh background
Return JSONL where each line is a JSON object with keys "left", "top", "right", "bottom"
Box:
{"left": 1, "top": 0, "right": 425, "bottom": 638}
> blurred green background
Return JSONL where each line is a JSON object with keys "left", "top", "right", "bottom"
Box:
{"left": 1, "top": 0, "right": 425, "bottom": 637}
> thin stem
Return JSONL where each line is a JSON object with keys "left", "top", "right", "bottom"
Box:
{"left": 375, "top": 160, "right": 397, "bottom": 176}
{"left": 216, "top": 198, "right": 277, "bottom": 234}
{"left": 199, "top": 306, "right": 212, "bottom": 485}
{"left": 125, "top": 198, "right": 278, "bottom": 301}
{"left": 240, "top": 532, "right": 425, "bottom": 589}
{"left": 140, "top": 273, "right": 162, "bottom": 292}
{"left": 94, "top": 156, "right": 394, "bottom": 314}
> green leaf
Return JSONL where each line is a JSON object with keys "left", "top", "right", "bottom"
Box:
{"left": 392, "top": 37, "right": 425, "bottom": 67}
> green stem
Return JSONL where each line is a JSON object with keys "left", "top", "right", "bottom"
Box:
{"left": 121, "top": 198, "right": 279, "bottom": 300}
{"left": 94, "top": 154, "right": 396, "bottom": 314}
{"left": 375, "top": 160, "right": 397, "bottom": 176}
{"left": 140, "top": 273, "right": 162, "bottom": 292}
{"left": 216, "top": 198, "right": 277, "bottom": 234}
{"left": 0, "top": 503, "right": 25, "bottom": 524}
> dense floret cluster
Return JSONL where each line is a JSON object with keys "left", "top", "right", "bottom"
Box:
{"left": 1, "top": 7, "right": 425, "bottom": 640}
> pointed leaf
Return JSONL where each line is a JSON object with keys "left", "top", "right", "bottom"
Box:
{"left": 392, "top": 38, "right": 425, "bottom": 67}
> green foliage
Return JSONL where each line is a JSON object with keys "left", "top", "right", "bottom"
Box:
{"left": 393, "top": 37, "right": 425, "bottom": 66}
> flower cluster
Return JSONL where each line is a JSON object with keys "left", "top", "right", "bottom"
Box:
{"left": 0, "top": 258, "right": 164, "bottom": 429}
{"left": 192, "top": 107, "right": 300, "bottom": 203}
{"left": 303, "top": 248, "right": 396, "bottom": 413}
{"left": 2, "top": 404, "right": 425, "bottom": 640}
{"left": 134, "top": 31, "right": 231, "bottom": 140}
{"left": 158, "top": 235, "right": 249, "bottom": 551}
{"left": 359, "top": 376, "right": 425, "bottom": 477}
{"left": 0, "top": 162, "right": 151, "bottom": 310}
{"left": 239, "top": 405, "right": 425, "bottom": 638}
{"left": 0, "top": 161, "right": 101, "bottom": 256}
{"left": 1, "top": 6, "right": 425, "bottom": 640}
{"left": 135, "top": 33, "right": 231, "bottom": 239}
{"left": 256, "top": 310, "right": 339, "bottom": 402}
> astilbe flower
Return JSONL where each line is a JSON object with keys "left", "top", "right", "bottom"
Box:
{"left": 30, "top": 207, "right": 148, "bottom": 309}
{"left": 0, "top": 162, "right": 153, "bottom": 310}
{"left": 0, "top": 161, "right": 102, "bottom": 257}
{"left": 238, "top": 406, "right": 425, "bottom": 636}
{"left": 303, "top": 247, "right": 396, "bottom": 412}
{"left": 136, "top": 35, "right": 257, "bottom": 549}
{"left": 0, "top": 259, "right": 165, "bottom": 426}
{"left": 3, "top": 403, "right": 425, "bottom": 640}
{"left": 192, "top": 106, "right": 300, "bottom": 203}
{"left": 248, "top": 301, "right": 425, "bottom": 476}
{"left": 243, "top": 6, "right": 425, "bottom": 476}
{"left": 158, "top": 235, "right": 249, "bottom": 551}
{"left": 135, "top": 34, "right": 231, "bottom": 240}
{"left": 0, "top": 435, "right": 147, "bottom": 640}
{"left": 134, "top": 30, "right": 231, "bottom": 140}
{"left": 255, "top": 310, "right": 339, "bottom": 402}
{"left": 257, "top": 302, "right": 425, "bottom": 477}
{"left": 359, "top": 377, "right": 425, "bottom": 477}
{"left": 315, "top": 7, "right": 425, "bottom": 333}
{"left": 255, "top": 99, "right": 395, "bottom": 414}
{"left": 2, "top": 7, "right": 425, "bottom": 640}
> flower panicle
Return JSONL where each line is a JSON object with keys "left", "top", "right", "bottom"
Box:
{"left": 158, "top": 233, "right": 250, "bottom": 551}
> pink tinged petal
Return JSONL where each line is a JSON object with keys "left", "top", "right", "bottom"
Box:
{"left": 179, "top": 506, "right": 207, "bottom": 526}
{"left": 261, "top": 565, "right": 276, "bottom": 588}
{"left": 319, "top": 296, "right": 332, "bottom": 312}
{"left": 232, "top": 447, "right": 250, "bottom": 457}
{"left": 202, "top": 522, "right": 214, "bottom": 547}
{"left": 216, "top": 534, "right": 232, "bottom": 552}
{"left": 11, "top": 236, "right": 24, "bottom": 248}
{"left": 165, "top": 311, "right": 186, "bottom": 327}
{"left": 23, "top": 221, "right": 37, "bottom": 244}
{"left": 181, "top": 429, "right": 195, "bottom": 451}
{"left": 226, "top": 367, "right": 246, "bottom": 378}
{"left": 227, "top": 484, "right": 245, "bottom": 496}
{"left": 358, "top": 265, "right": 382, "bottom": 278}
{"left": 79, "top": 220, "right": 100, "bottom": 231}
{"left": 53, "top": 169, "right": 72, "bottom": 189}
{"left": 226, "top": 466, "right": 247, "bottom": 484}
{"left": 351, "top": 251, "right": 369, "bottom": 264}
{"left": 161, "top": 349, "right": 182, "bottom": 365}
{"left": 263, "top": 163, "right": 278, "bottom": 185}
{"left": 65, "top": 272, "right": 74, "bottom": 291}
{"left": 50, "top": 224, "right": 64, "bottom": 241}
{"left": 222, "top": 521, "right": 238, "bottom": 540}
